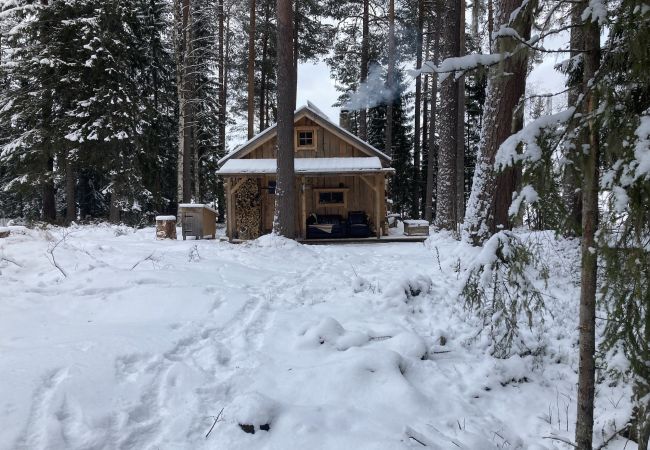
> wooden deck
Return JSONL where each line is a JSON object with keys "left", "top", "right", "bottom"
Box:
{"left": 297, "top": 235, "right": 428, "bottom": 245}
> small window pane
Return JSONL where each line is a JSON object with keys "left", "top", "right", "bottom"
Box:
{"left": 319, "top": 191, "right": 344, "bottom": 204}
{"left": 298, "top": 130, "right": 313, "bottom": 147}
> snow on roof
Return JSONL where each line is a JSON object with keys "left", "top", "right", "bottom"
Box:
{"left": 218, "top": 102, "right": 390, "bottom": 166}
{"left": 217, "top": 157, "right": 387, "bottom": 175}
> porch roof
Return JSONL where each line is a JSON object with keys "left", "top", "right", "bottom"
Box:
{"left": 217, "top": 157, "right": 393, "bottom": 176}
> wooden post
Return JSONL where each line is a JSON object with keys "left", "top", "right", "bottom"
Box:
{"left": 300, "top": 177, "right": 307, "bottom": 239}
{"left": 225, "top": 178, "right": 233, "bottom": 241}
{"left": 375, "top": 174, "right": 382, "bottom": 239}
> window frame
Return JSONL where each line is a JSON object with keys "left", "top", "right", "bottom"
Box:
{"left": 294, "top": 126, "right": 318, "bottom": 151}
{"left": 314, "top": 188, "right": 348, "bottom": 208}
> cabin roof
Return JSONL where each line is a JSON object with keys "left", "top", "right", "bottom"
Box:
{"left": 217, "top": 157, "right": 394, "bottom": 176}
{"left": 218, "top": 101, "right": 391, "bottom": 166}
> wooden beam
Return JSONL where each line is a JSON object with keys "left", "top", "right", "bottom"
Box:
{"left": 360, "top": 174, "right": 378, "bottom": 193}
{"left": 375, "top": 174, "right": 382, "bottom": 238}
{"left": 230, "top": 177, "right": 247, "bottom": 195}
{"left": 300, "top": 177, "right": 307, "bottom": 239}
{"left": 225, "top": 178, "right": 232, "bottom": 241}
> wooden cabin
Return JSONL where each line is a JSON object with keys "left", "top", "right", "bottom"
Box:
{"left": 217, "top": 102, "right": 394, "bottom": 241}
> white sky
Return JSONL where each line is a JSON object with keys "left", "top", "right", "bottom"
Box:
{"left": 296, "top": 60, "right": 341, "bottom": 121}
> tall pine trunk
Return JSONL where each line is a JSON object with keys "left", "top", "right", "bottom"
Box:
{"left": 462, "top": 0, "right": 533, "bottom": 245}
{"left": 412, "top": 0, "right": 424, "bottom": 218}
{"left": 65, "top": 155, "right": 75, "bottom": 224}
{"left": 435, "top": 0, "right": 459, "bottom": 230}
{"left": 273, "top": 0, "right": 295, "bottom": 237}
{"left": 260, "top": 1, "right": 270, "bottom": 131}
{"left": 424, "top": 15, "right": 440, "bottom": 223}
{"left": 358, "top": 0, "right": 369, "bottom": 141}
{"left": 247, "top": 0, "right": 256, "bottom": 139}
{"left": 575, "top": 8, "right": 600, "bottom": 449}
{"left": 182, "top": 0, "right": 192, "bottom": 202}
{"left": 217, "top": 0, "right": 227, "bottom": 221}
{"left": 562, "top": 3, "right": 584, "bottom": 236}
{"left": 456, "top": 0, "right": 466, "bottom": 224}
{"left": 384, "top": 0, "right": 395, "bottom": 158}
{"left": 40, "top": 0, "right": 56, "bottom": 223}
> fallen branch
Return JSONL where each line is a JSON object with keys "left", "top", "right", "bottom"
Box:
{"left": 1, "top": 255, "right": 23, "bottom": 268}
{"left": 47, "top": 236, "right": 68, "bottom": 278}
{"left": 130, "top": 252, "right": 156, "bottom": 271}
{"left": 542, "top": 434, "right": 577, "bottom": 448}
{"left": 205, "top": 407, "right": 224, "bottom": 439}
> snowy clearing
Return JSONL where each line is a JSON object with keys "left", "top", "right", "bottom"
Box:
{"left": 0, "top": 225, "right": 634, "bottom": 449}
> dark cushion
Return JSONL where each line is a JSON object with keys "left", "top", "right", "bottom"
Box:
{"left": 348, "top": 211, "right": 367, "bottom": 225}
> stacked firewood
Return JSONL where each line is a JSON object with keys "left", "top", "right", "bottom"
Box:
{"left": 235, "top": 178, "right": 262, "bottom": 240}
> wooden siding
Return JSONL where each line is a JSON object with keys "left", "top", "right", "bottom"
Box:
{"left": 244, "top": 117, "right": 367, "bottom": 160}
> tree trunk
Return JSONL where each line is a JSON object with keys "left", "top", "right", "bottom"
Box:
{"left": 174, "top": 0, "right": 184, "bottom": 206}
{"left": 436, "top": 0, "right": 459, "bottom": 230}
{"left": 217, "top": 0, "right": 226, "bottom": 221}
{"left": 575, "top": 9, "right": 600, "bottom": 449}
{"left": 456, "top": 0, "right": 466, "bottom": 224}
{"left": 273, "top": 0, "right": 295, "bottom": 237}
{"left": 563, "top": 2, "right": 584, "bottom": 236}
{"left": 260, "top": 4, "right": 269, "bottom": 131}
{"left": 412, "top": 0, "right": 424, "bottom": 218}
{"left": 40, "top": 0, "right": 56, "bottom": 223}
{"left": 247, "top": 0, "right": 256, "bottom": 139}
{"left": 471, "top": 0, "right": 480, "bottom": 39}
{"left": 65, "top": 155, "right": 75, "bottom": 224}
{"left": 182, "top": 0, "right": 192, "bottom": 202}
{"left": 384, "top": 0, "right": 396, "bottom": 158}
{"left": 487, "top": 0, "right": 493, "bottom": 49}
{"left": 358, "top": 0, "right": 369, "bottom": 141}
{"left": 424, "top": 16, "right": 440, "bottom": 223}
{"left": 292, "top": 2, "right": 298, "bottom": 110}
{"left": 462, "top": 0, "right": 534, "bottom": 244}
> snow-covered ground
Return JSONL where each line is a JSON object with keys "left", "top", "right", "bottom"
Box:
{"left": 0, "top": 225, "right": 634, "bottom": 449}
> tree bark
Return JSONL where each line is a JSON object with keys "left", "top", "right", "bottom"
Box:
{"left": 260, "top": 1, "right": 270, "bottom": 131}
{"left": 174, "top": 0, "right": 184, "bottom": 206}
{"left": 425, "top": 15, "right": 440, "bottom": 223}
{"left": 435, "top": 0, "right": 459, "bottom": 230}
{"left": 247, "top": 0, "right": 256, "bottom": 139}
{"left": 217, "top": 0, "right": 226, "bottom": 221}
{"left": 384, "top": 0, "right": 396, "bottom": 158}
{"left": 65, "top": 155, "right": 75, "bottom": 224}
{"left": 358, "top": 0, "right": 369, "bottom": 141}
{"left": 563, "top": 2, "right": 584, "bottom": 236}
{"left": 456, "top": 0, "right": 466, "bottom": 224}
{"left": 462, "top": 0, "right": 534, "bottom": 244}
{"left": 40, "top": 0, "right": 56, "bottom": 223}
{"left": 471, "top": 0, "right": 480, "bottom": 40}
{"left": 412, "top": 0, "right": 424, "bottom": 218}
{"left": 182, "top": 0, "right": 192, "bottom": 202}
{"left": 575, "top": 8, "right": 600, "bottom": 449}
{"left": 273, "top": 0, "right": 295, "bottom": 237}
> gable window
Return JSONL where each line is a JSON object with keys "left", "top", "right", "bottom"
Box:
{"left": 298, "top": 130, "right": 313, "bottom": 147}
{"left": 295, "top": 127, "right": 318, "bottom": 150}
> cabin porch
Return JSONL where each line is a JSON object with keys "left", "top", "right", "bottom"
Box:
{"left": 222, "top": 171, "right": 390, "bottom": 241}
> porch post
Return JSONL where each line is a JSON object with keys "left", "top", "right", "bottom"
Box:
{"left": 375, "top": 173, "right": 382, "bottom": 239}
{"left": 300, "top": 176, "right": 307, "bottom": 239}
{"left": 225, "top": 177, "right": 232, "bottom": 241}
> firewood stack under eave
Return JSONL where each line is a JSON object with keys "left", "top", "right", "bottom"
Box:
{"left": 236, "top": 178, "right": 262, "bottom": 240}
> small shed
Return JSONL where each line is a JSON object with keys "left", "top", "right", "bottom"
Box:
{"left": 178, "top": 204, "right": 218, "bottom": 240}
{"left": 217, "top": 102, "right": 394, "bottom": 241}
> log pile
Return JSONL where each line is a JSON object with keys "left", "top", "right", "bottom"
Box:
{"left": 155, "top": 216, "right": 177, "bottom": 239}
{"left": 235, "top": 178, "right": 261, "bottom": 240}
{"left": 0, "top": 227, "right": 9, "bottom": 238}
